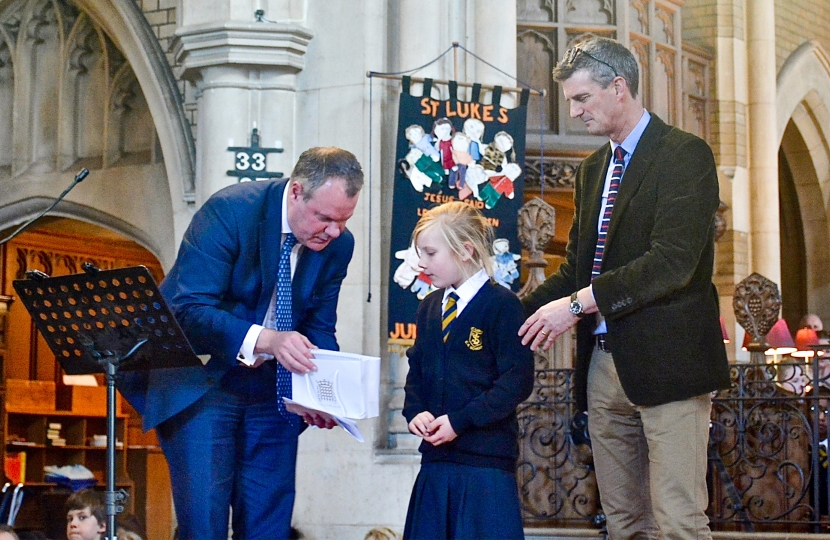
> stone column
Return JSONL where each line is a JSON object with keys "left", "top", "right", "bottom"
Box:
{"left": 172, "top": 22, "right": 313, "bottom": 205}
{"left": 746, "top": 0, "right": 780, "bottom": 283}
{"left": 471, "top": 0, "right": 517, "bottom": 106}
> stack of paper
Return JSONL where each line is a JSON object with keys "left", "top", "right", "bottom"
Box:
{"left": 284, "top": 349, "right": 380, "bottom": 442}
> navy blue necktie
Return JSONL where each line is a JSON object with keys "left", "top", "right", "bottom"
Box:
{"left": 275, "top": 233, "right": 297, "bottom": 416}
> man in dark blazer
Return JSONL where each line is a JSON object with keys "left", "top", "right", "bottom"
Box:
{"left": 120, "top": 147, "right": 363, "bottom": 539}
{"left": 520, "top": 38, "right": 730, "bottom": 539}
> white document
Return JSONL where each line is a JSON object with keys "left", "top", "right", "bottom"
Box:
{"left": 291, "top": 349, "right": 380, "bottom": 419}
{"left": 284, "top": 349, "right": 380, "bottom": 442}
{"left": 283, "top": 398, "right": 365, "bottom": 442}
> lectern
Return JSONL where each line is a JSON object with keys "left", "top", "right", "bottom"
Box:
{"left": 13, "top": 264, "right": 201, "bottom": 539}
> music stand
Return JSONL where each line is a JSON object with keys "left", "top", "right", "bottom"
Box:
{"left": 13, "top": 264, "right": 202, "bottom": 539}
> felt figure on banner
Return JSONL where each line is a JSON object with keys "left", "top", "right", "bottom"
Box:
{"left": 401, "top": 148, "right": 444, "bottom": 192}
{"left": 432, "top": 118, "right": 455, "bottom": 174}
{"left": 449, "top": 132, "right": 474, "bottom": 190}
{"left": 481, "top": 131, "right": 515, "bottom": 172}
{"left": 393, "top": 243, "right": 435, "bottom": 300}
{"left": 463, "top": 118, "right": 485, "bottom": 161}
{"left": 393, "top": 243, "right": 422, "bottom": 290}
{"left": 458, "top": 163, "right": 488, "bottom": 201}
{"left": 492, "top": 238, "right": 521, "bottom": 288}
{"left": 405, "top": 125, "right": 440, "bottom": 160}
{"left": 480, "top": 162, "right": 522, "bottom": 209}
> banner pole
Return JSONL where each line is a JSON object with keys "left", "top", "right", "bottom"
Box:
{"left": 364, "top": 72, "right": 545, "bottom": 97}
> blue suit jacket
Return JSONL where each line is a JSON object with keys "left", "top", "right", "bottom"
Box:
{"left": 119, "top": 179, "right": 354, "bottom": 430}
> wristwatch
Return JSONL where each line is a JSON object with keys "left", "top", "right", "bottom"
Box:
{"left": 569, "top": 291, "right": 584, "bottom": 318}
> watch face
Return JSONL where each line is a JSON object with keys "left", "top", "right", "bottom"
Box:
{"left": 570, "top": 301, "right": 582, "bottom": 316}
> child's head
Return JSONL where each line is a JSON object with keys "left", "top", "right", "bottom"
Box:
{"left": 364, "top": 527, "right": 401, "bottom": 540}
{"left": 413, "top": 202, "right": 494, "bottom": 289}
{"left": 0, "top": 525, "right": 19, "bottom": 540}
{"left": 65, "top": 489, "right": 106, "bottom": 540}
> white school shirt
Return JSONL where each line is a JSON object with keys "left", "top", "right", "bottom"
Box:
{"left": 442, "top": 269, "right": 490, "bottom": 317}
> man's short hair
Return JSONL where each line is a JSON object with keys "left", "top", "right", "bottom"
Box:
{"left": 65, "top": 489, "right": 105, "bottom": 525}
{"left": 290, "top": 147, "right": 364, "bottom": 200}
{"left": 553, "top": 37, "right": 640, "bottom": 98}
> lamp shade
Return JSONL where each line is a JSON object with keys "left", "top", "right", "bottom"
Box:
{"left": 720, "top": 317, "right": 730, "bottom": 344}
{"left": 765, "top": 319, "right": 797, "bottom": 355}
{"left": 792, "top": 328, "right": 820, "bottom": 357}
{"left": 741, "top": 332, "right": 750, "bottom": 352}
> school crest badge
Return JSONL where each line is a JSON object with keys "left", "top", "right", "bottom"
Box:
{"left": 465, "top": 327, "right": 484, "bottom": 351}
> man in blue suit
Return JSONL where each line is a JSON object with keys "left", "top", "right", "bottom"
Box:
{"left": 123, "top": 147, "right": 363, "bottom": 539}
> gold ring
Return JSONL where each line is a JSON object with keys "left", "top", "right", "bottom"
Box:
{"left": 540, "top": 331, "right": 549, "bottom": 336}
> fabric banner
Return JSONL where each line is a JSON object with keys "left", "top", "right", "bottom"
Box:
{"left": 388, "top": 80, "right": 529, "bottom": 344}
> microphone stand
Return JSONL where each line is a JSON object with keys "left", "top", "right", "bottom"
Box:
{"left": 0, "top": 168, "right": 90, "bottom": 245}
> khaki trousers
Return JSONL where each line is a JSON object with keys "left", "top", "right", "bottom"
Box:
{"left": 587, "top": 347, "right": 712, "bottom": 540}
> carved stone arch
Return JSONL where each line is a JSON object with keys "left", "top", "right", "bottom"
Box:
{"left": 106, "top": 62, "right": 153, "bottom": 168}
{"left": 0, "top": 197, "right": 164, "bottom": 264}
{"left": 72, "top": 0, "right": 196, "bottom": 206}
{"left": 12, "top": 0, "right": 64, "bottom": 173}
{"left": 0, "top": 32, "right": 14, "bottom": 173}
{"left": 60, "top": 13, "right": 108, "bottom": 170}
{"left": 776, "top": 41, "right": 830, "bottom": 325}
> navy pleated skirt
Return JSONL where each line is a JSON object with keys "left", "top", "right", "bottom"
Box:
{"left": 403, "top": 461, "right": 525, "bottom": 540}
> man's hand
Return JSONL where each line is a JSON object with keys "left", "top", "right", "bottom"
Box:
{"left": 408, "top": 411, "right": 436, "bottom": 437}
{"left": 424, "top": 415, "right": 457, "bottom": 446}
{"left": 254, "top": 328, "right": 317, "bottom": 373}
{"left": 519, "top": 296, "right": 578, "bottom": 351}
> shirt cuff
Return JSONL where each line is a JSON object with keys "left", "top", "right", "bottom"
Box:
{"left": 237, "top": 325, "right": 265, "bottom": 366}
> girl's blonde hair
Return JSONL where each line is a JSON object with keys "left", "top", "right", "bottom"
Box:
{"left": 413, "top": 201, "right": 494, "bottom": 277}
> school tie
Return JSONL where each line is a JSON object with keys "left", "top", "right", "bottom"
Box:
{"left": 275, "top": 232, "right": 297, "bottom": 416}
{"left": 592, "top": 145, "right": 626, "bottom": 280}
{"left": 442, "top": 292, "right": 459, "bottom": 343}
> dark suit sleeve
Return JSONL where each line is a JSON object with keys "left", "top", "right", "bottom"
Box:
{"left": 448, "top": 294, "right": 535, "bottom": 434}
{"left": 592, "top": 134, "right": 719, "bottom": 319}
{"left": 160, "top": 194, "right": 254, "bottom": 366}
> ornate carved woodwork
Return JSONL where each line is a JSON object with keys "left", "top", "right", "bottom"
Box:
{"left": 733, "top": 273, "right": 781, "bottom": 355}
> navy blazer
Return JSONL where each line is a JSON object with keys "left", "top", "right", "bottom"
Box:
{"left": 119, "top": 179, "right": 354, "bottom": 430}
{"left": 523, "top": 114, "right": 730, "bottom": 412}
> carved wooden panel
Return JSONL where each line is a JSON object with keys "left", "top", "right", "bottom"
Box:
{"left": 2, "top": 227, "right": 163, "bottom": 383}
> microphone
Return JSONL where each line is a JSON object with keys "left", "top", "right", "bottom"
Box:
{"left": 0, "top": 168, "right": 90, "bottom": 245}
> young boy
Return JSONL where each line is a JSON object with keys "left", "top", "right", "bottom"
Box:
{"left": 66, "top": 489, "right": 106, "bottom": 540}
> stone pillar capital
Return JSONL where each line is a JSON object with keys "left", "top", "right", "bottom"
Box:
{"left": 172, "top": 22, "right": 314, "bottom": 83}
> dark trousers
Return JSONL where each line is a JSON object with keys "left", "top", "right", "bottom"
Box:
{"left": 404, "top": 461, "right": 524, "bottom": 540}
{"left": 157, "top": 364, "right": 302, "bottom": 540}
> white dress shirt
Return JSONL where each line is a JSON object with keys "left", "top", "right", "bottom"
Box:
{"left": 237, "top": 185, "right": 302, "bottom": 365}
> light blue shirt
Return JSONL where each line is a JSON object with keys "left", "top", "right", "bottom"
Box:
{"left": 595, "top": 110, "right": 651, "bottom": 335}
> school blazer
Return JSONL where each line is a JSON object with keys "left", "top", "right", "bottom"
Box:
{"left": 523, "top": 114, "right": 730, "bottom": 412}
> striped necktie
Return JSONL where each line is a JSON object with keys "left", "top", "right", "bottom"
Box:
{"left": 442, "top": 292, "right": 459, "bottom": 343}
{"left": 275, "top": 232, "right": 297, "bottom": 416}
{"left": 592, "top": 145, "right": 626, "bottom": 280}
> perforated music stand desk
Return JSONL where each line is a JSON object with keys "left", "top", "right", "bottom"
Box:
{"left": 13, "top": 264, "right": 202, "bottom": 539}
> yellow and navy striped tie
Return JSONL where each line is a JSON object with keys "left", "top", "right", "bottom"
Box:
{"left": 442, "top": 292, "right": 459, "bottom": 342}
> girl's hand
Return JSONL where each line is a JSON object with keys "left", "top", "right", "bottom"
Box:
{"left": 424, "top": 415, "right": 457, "bottom": 446}
{"left": 408, "top": 411, "right": 436, "bottom": 437}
